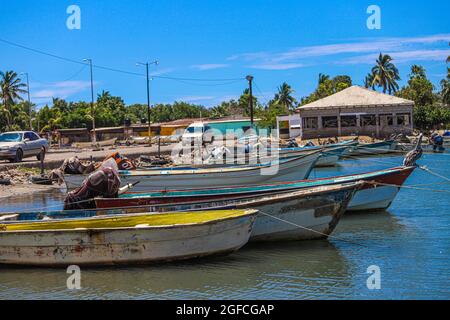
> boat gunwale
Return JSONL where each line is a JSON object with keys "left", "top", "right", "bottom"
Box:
{"left": 119, "top": 165, "right": 415, "bottom": 197}
{"left": 95, "top": 181, "right": 365, "bottom": 210}
{"left": 0, "top": 209, "right": 258, "bottom": 234}
{"left": 119, "top": 151, "right": 321, "bottom": 177}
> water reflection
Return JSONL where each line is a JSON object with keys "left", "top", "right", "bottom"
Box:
{"left": 1, "top": 155, "right": 449, "bottom": 299}
{"left": 0, "top": 240, "right": 352, "bottom": 299}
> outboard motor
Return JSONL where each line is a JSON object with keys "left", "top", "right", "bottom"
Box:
{"left": 430, "top": 133, "right": 444, "bottom": 152}
{"left": 64, "top": 167, "right": 121, "bottom": 210}
{"left": 403, "top": 134, "right": 423, "bottom": 167}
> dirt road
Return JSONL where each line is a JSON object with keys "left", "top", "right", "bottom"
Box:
{"left": 0, "top": 144, "right": 175, "bottom": 171}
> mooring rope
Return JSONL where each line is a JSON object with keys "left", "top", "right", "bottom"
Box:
{"left": 366, "top": 181, "right": 450, "bottom": 194}
{"left": 419, "top": 166, "right": 450, "bottom": 183}
{"left": 257, "top": 209, "right": 369, "bottom": 247}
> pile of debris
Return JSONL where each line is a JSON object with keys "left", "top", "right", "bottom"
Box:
{"left": 0, "top": 168, "right": 35, "bottom": 185}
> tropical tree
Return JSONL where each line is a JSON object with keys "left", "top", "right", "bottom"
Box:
{"left": 410, "top": 65, "right": 426, "bottom": 79}
{"left": 364, "top": 73, "right": 375, "bottom": 89}
{"left": 318, "top": 73, "right": 330, "bottom": 86}
{"left": 441, "top": 68, "right": 450, "bottom": 106}
{"left": 396, "top": 65, "right": 435, "bottom": 107}
{"left": 371, "top": 53, "right": 401, "bottom": 94}
{"left": 0, "top": 70, "right": 27, "bottom": 128}
{"left": 274, "top": 82, "right": 297, "bottom": 113}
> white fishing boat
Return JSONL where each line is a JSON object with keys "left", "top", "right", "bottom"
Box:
{"left": 0, "top": 209, "right": 257, "bottom": 266}
{"left": 72, "top": 138, "right": 118, "bottom": 149}
{"left": 343, "top": 140, "right": 398, "bottom": 157}
{"left": 63, "top": 151, "right": 321, "bottom": 191}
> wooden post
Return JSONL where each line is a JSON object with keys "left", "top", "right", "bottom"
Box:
{"left": 40, "top": 148, "right": 45, "bottom": 176}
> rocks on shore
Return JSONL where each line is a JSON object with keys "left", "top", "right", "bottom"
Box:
{"left": 0, "top": 168, "right": 35, "bottom": 185}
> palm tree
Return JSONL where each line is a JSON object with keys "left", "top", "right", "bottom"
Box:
{"left": 275, "top": 82, "right": 297, "bottom": 113}
{"left": 441, "top": 69, "right": 450, "bottom": 106}
{"left": 371, "top": 53, "right": 401, "bottom": 94}
{"left": 410, "top": 65, "right": 426, "bottom": 78}
{"left": 318, "top": 73, "right": 330, "bottom": 86}
{"left": 364, "top": 73, "right": 375, "bottom": 89}
{"left": 0, "top": 71, "right": 27, "bottom": 128}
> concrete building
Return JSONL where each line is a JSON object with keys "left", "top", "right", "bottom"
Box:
{"left": 277, "top": 86, "right": 414, "bottom": 139}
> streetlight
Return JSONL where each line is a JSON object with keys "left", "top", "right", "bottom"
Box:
{"left": 83, "top": 58, "right": 96, "bottom": 143}
{"left": 20, "top": 72, "right": 32, "bottom": 130}
{"left": 137, "top": 60, "right": 159, "bottom": 146}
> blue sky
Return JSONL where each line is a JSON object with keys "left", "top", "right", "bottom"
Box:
{"left": 1, "top": 0, "right": 449, "bottom": 108}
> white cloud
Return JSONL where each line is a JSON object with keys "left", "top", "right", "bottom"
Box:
{"left": 227, "top": 34, "right": 450, "bottom": 66}
{"left": 177, "top": 95, "right": 216, "bottom": 102}
{"left": 250, "top": 63, "right": 304, "bottom": 70}
{"left": 339, "top": 49, "right": 450, "bottom": 65}
{"left": 31, "top": 80, "right": 92, "bottom": 106}
{"left": 190, "top": 64, "right": 229, "bottom": 71}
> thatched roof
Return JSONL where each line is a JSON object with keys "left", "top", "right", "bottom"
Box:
{"left": 297, "top": 86, "right": 414, "bottom": 110}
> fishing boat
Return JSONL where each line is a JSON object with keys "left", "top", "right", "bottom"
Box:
{"left": 62, "top": 151, "right": 321, "bottom": 191}
{"left": 273, "top": 140, "right": 357, "bottom": 167}
{"left": 343, "top": 140, "right": 398, "bottom": 157}
{"left": 72, "top": 138, "right": 118, "bottom": 149}
{"left": 94, "top": 166, "right": 415, "bottom": 212}
{"left": 0, "top": 209, "right": 257, "bottom": 266}
{"left": 1, "top": 183, "right": 362, "bottom": 242}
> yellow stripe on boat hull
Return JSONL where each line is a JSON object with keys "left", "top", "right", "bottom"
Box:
{"left": 0, "top": 210, "right": 255, "bottom": 232}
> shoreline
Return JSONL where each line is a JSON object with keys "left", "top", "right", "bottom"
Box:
{"left": 0, "top": 183, "right": 63, "bottom": 200}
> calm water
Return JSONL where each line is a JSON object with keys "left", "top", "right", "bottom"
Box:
{"left": 0, "top": 154, "right": 449, "bottom": 300}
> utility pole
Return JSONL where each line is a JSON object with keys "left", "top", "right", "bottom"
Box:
{"left": 83, "top": 58, "right": 96, "bottom": 143}
{"left": 137, "top": 60, "right": 159, "bottom": 147}
{"left": 20, "top": 72, "right": 32, "bottom": 130}
{"left": 246, "top": 75, "right": 254, "bottom": 125}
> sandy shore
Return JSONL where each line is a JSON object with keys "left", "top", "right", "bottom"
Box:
{"left": 0, "top": 183, "right": 62, "bottom": 199}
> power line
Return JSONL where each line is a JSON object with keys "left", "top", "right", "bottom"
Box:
{"left": 253, "top": 81, "right": 271, "bottom": 105}
{"left": 0, "top": 37, "right": 245, "bottom": 83}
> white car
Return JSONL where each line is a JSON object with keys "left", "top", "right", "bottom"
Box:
{"left": 0, "top": 131, "right": 49, "bottom": 163}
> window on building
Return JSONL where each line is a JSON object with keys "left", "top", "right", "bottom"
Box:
{"left": 396, "top": 113, "right": 410, "bottom": 126}
{"left": 303, "top": 117, "right": 318, "bottom": 129}
{"left": 361, "top": 115, "right": 376, "bottom": 126}
{"left": 322, "top": 116, "right": 338, "bottom": 128}
{"left": 340, "top": 115, "right": 357, "bottom": 127}
{"left": 379, "top": 114, "right": 394, "bottom": 126}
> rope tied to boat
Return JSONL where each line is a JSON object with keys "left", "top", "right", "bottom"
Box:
{"left": 419, "top": 166, "right": 450, "bottom": 183}
{"left": 365, "top": 181, "right": 450, "bottom": 194}
{"left": 256, "top": 209, "right": 369, "bottom": 247}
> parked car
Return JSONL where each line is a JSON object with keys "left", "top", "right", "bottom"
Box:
{"left": 0, "top": 131, "right": 49, "bottom": 163}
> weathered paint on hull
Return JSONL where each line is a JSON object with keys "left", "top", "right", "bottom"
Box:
{"left": 248, "top": 187, "right": 354, "bottom": 241}
{"left": 64, "top": 152, "right": 320, "bottom": 191}
{"left": 0, "top": 213, "right": 256, "bottom": 266}
{"left": 348, "top": 185, "right": 399, "bottom": 211}
{"left": 95, "top": 166, "right": 414, "bottom": 212}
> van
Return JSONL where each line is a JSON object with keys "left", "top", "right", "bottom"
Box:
{"left": 181, "top": 122, "right": 214, "bottom": 145}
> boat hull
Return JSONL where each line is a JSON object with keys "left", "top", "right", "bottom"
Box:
{"left": 95, "top": 166, "right": 415, "bottom": 212}
{"left": 247, "top": 185, "right": 356, "bottom": 241}
{"left": 64, "top": 152, "right": 320, "bottom": 191}
{"left": 344, "top": 141, "right": 398, "bottom": 157}
{"left": 347, "top": 185, "right": 399, "bottom": 211}
{"left": 0, "top": 211, "right": 256, "bottom": 266}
